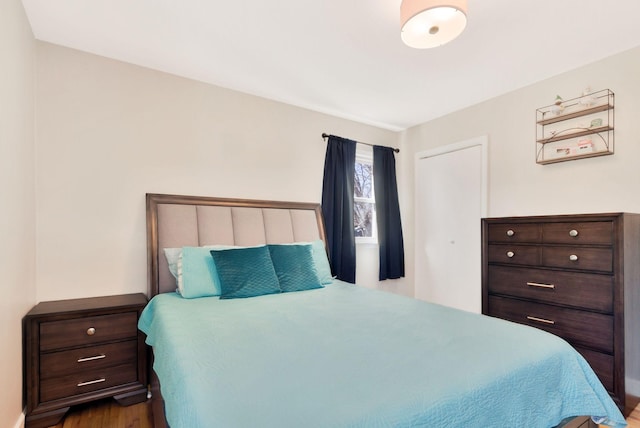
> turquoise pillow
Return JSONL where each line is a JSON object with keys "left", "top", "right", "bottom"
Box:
{"left": 268, "top": 244, "right": 324, "bottom": 293}
{"left": 210, "top": 246, "right": 281, "bottom": 299}
{"left": 310, "top": 240, "right": 333, "bottom": 285}
{"left": 178, "top": 246, "right": 222, "bottom": 298}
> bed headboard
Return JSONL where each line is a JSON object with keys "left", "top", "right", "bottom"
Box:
{"left": 146, "top": 193, "right": 327, "bottom": 297}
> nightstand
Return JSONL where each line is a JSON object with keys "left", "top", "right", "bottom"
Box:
{"left": 23, "top": 293, "right": 148, "bottom": 428}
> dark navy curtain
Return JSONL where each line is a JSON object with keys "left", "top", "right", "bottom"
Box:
{"left": 373, "top": 146, "right": 405, "bottom": 280}
{"left": 321, "top": 135, "right": 357, "bottom": 283}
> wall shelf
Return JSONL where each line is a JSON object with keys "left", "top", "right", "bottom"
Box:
{"left": 536, "top": 89, "right": 614, "bottom": 165}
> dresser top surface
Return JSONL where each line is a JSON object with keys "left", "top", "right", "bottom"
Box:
{"left": 482, "top": 212, "right": 639, "bottom": 223}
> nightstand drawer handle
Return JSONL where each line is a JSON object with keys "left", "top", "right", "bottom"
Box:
{"left": 527, "top": 315, "right": 555, "bottom": 325}
{"left": 527, "top": 282, "right": 555, "bottom": 289}
{"left": 506, "top": 251, "right": 515, "bottom": 258}
{"left": 569, "top": 229, "right": 579, "bottom": 237}
{"left": 86, "top": 327, "right": 96, "bottom": 336}
{"left": 77, "top": 354, "right": 106, "bottom": 363}
{"left": 506, "top": 229, "right": 515, "bottom": 237}
{"left": 77, "top": 378, "right": 106, "bottom": 387}
{"left": 569, "top": 254, "right": 579, "bottom": 261}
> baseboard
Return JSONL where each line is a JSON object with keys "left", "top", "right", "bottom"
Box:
{"left": 13, "top": 410, "right": 25, "bottom": 428}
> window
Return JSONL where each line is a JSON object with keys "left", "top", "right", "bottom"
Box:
{"left": 354, "top": 149, "right": 377, "bottom": 243}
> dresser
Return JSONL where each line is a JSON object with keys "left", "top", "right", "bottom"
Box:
{"left": 481, "top": 213, "right": 640, "bottom": 415}
{"left": 23, "top": 293, "right": 148, "bottom": 428}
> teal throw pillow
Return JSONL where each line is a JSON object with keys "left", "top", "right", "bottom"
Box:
{"left": 210, "top": 246, "right": 281, "bottom": 299}
{"left": 268, "top": 244, "right": 324, "bottom": 293}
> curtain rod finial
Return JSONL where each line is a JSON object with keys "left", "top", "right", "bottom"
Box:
{"left": 322, "top": 133, "right": 329, "bottom": 140}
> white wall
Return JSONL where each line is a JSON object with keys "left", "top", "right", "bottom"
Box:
{"left": 401, "top": 45, "right": 640, "bottom": 297}
{"left": 35, "top": 42, "right": 410, "bottom": 302}
{"left": 0, "top": 0, "right": 36, "bottom": 425}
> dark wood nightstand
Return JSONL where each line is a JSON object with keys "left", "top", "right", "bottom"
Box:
{"left": 23, "top": 293, "right": 148, "bottom": 428}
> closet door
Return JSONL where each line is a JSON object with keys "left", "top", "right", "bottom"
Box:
{"left": 414, "top": 137, "right": 487, "bottom": 313}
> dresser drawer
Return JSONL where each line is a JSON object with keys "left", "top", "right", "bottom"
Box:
{"left": 575, "top": 346, "right": 614, "bottom": 393}
{"left": 487, "top": 266, "right": 613, "bottom": 313}
{"left": 487, "top": 223, "right": 540, "bottom": 243}
{"left": 40, "top": 340, "right": 137, "bottom": 380}
{"left": 40, "top": 362, "right": 138, "bottom": 403}
{"left": 487, "top": 244, "right": 539, "bottom": 265}
{"left": 542, "top": 246, "right": 612, "bottom": 272}
{"left": 542, "top": 221, "right": 613, "bottom": 245}
{"left": 40, "top": 312, "right": 138, "bottom": 351}
{"left": 488, "top": 296, "right": 613, "bottom": 353}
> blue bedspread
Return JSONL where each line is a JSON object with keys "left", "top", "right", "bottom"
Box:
{"left": 139, "top": 282, "right": 626, "bottom": 428}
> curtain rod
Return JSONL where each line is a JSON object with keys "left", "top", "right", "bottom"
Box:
{"left": 322, "top": 133, "right": 400, "bottom": 153}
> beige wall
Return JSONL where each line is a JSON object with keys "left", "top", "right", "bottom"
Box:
{"left": 1, "top": 0, "right": 36, "bottom": 426}
{"left": 400, "top": 45, "right": 640, "bottom": 298}
{"left": 35, "top": 42, "right": 409, "bottom": 302}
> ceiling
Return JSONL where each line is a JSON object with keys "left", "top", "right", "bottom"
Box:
{"left": 21, "top": 0, "right": 640, "bottom": 131}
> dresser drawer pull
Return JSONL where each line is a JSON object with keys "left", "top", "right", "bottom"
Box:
{"left": 569, "top": 229, "right": 579, "bottom": 237}
{"left": 506, "top": 251, "right": 515, "bottom": 258}
{"left": 86, "top": 327, "right": 96, "bottom": 336}
{"left": 569, "top": 254, "right": 579, "bottom": 261}
{"left": 77, "top": 378, "right": 106, "bottom": 387}
{"left": 77, "top": 354, "right": 106, "bottom": 363}
{"left": 526, "top": 282, "right": 555, "bottom": 289}
{"left": 526, "top": 315, "right": 555, "bottom": 325}
{"left": 506, "top": 229, "right": 515, "bottom": 237}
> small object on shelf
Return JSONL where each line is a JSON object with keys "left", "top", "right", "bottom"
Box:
{"left": 551, "top": 95, "right": 564, "bottom": 115}
{"left": 579, "top": 87, "right": 597, "bottom": 107}
{"left": 554, "top": 139, "right": 592, "bottom": 158}
{"left": 576, "top": 138, "right": 594, "bottom": 154}
{"left": 535, "top": 89, "right": 614, "bottom": 165}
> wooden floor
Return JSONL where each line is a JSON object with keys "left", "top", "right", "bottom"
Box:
{"left": 53, "top": 398, "right": 640, "bottom": 428}
{"left": 624, "top": 405, "right": 640, "bottom": 428}
{"left": 51, "top": 399, "right": 153, "bottom": 428}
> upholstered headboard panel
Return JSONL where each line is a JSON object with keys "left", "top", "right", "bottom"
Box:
{"left": 146, "top": 193, "right": 327, "bottom": 296}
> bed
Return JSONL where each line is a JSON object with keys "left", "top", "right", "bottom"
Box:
{"left": 141, "top": 193, "right": 626, "bottom": 428}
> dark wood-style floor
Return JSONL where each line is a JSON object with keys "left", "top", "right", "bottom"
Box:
{"left": 52, "top": 398, "right": 640, "bottom": 428}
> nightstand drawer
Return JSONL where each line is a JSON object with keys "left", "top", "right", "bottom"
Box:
{"left": 487, "top": 244, "right": 539, "bottom": 265}
{"left": 488, "top": 296, "right": 613, "bottom": 353}
{"left": 40, "top": 363, "right": 138, "bottom": 403}
{"left": 542, "top": 246, "right": 612, "bottom": 272}
{"left": 487, "top": 266, "right": 613, "bottom": 312}
{"left": 40, "top": 312, "right": 138, "bottom": 351}
{"left": 40, "top": 340, "right": 137, "bottom": 380}
{"left": 487, "top": 223, "right": 540, "bottom": 243}
{"left": 542, "top": 221, "right": 613, "bottom": 245}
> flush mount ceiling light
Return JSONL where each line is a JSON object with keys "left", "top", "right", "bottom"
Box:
{"left": 400, "top": 0, "right": 467, "bottom": 49}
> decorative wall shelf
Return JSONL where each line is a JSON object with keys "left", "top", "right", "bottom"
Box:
{"left": 536, "top": 89, "right": 614, "bottom": 165}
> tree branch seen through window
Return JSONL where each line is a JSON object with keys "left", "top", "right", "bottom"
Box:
{"left": 354, "top": 159, "right": 376, "bottom": 240}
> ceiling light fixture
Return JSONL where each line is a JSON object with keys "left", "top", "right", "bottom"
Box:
{"left": 400, "top": 0, "right": 467, "bottom": 49}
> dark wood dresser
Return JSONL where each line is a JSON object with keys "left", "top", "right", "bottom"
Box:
{"left": 481, "top": 213, "right": 640, "bottom": 415}
{"left": 23, "top": 293, "right": 148, "bottom": 428}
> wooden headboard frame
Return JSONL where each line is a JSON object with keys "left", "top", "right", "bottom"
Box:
{"left": 146, "top": 193, "right": 327, "bottom": 297}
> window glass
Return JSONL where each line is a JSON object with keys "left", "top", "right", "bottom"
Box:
{"left": 354, "top": 151, "right": 377, "bottom": 242}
